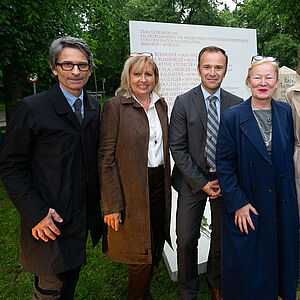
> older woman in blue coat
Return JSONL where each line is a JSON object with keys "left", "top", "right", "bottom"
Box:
{"left": 216, "top": 56, "right": 299, "bottom": 300}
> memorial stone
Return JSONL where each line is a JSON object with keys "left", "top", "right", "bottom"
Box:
{"left": 273, "top": 66, "right": 299, "bottom": 102}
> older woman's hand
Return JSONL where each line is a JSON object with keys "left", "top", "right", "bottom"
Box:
{"left": 234, "top": 204, "right": 258, "bottom": 234}
{"left": 104, "top": 212, "right": 122, "bottom": 231}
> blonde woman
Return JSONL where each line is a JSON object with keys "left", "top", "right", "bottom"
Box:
{"left": 99, "top": 54, "right": 171, "bottom": 300}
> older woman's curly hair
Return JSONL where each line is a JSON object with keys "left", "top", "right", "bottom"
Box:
{"left": 115, "top": 55, "right": 161, "bottom": 98}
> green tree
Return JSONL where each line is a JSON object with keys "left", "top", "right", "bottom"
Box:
{"left": 122, "top": 0, "right": 181, "bottom": 23}
{"left": 1, "top": 0, "right": 237, "bottom": 111}
{"left": 123, "top": 0, "right": 224, "bottom": 25}
{"left": 82, "top": 0, "right": 130, "bottom": 96}
{"left": 218, "top": 4, "right": 240, "bottom": 28}
{"left": 84, "top": 0, "right": 232, "bottom": 96}
{"left": 234, "top": 0, "right": 300, "bottom": 69}
{"left": 179, "top": 0, "right": 224, "bottom": 25}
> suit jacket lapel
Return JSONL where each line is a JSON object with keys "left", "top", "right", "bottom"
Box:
{"left": 193, "top": 86, "right": 234, "bottom": 130}
{"left": 240, "top": 99, "right": 272, "bottom": 163}
{"left": 82, "top": 92, "right": 97, "bottom": 130}
{"left": 220, "top": 89, "right": 228, "bottom": 113}
{"left": 191, "top": 85, "right": 207, "bottom": 130}
{"left": 271, "top": 99, "right": 287, "bottom": 166}
{"left": 47, "top": 83, "right": 81, "bottom": 130}
{"left": 220, "top": 89, "right": 235, "bottom": 113}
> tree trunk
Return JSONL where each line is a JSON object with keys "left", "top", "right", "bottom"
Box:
{"left": 2, "top": 65, "right": 22, "bottom": 124}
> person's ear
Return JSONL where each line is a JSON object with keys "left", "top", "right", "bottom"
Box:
{"left": 246, "top": 77, "right": 250, "bottom": 88}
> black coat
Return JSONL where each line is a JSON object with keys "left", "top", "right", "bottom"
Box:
{"left": 0, "top": 83, "right": 102, "bottom": 275}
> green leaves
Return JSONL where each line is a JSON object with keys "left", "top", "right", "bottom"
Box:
{"left": 0, "top": 0, "right": 89, "bottom": 120}
{"left": 234, "top": 0, "right": 300, "bottom": 69}
{"left": 2, "top": 0, "right": 299, "bottom": 104}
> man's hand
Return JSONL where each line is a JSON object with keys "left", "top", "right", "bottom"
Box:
{"left": 234, "top": 203, "right": 258, "bottom": 234}
{"left": 104, "top": 212, "right": 121, "bottom": 231}
{"left": 202, "top": 180, "right": 222, "bottom": 199}
{"left": 32, "top": 208, "right": 63, "bottom": 242}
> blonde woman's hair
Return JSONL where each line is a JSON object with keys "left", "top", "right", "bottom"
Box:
{"left": 115, "top": 55, "right": 161, "bottom": 98}
{"left": 246, "top": 58, "right": 279, "bottom": 86}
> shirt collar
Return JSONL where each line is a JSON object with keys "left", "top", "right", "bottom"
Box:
{"left": 132, "top": 92, "right": 160, "bottom": 108}
{"left": 201, "top": 84, "right": 221, "bottom": 102}
{"left": 59, "top": 84, "right": 84, "bottom": 107}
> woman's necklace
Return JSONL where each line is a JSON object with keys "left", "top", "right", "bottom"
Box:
{"left": 251, "top": 103, "right": 272, "bottom": 122}
{"left": 251, "top": 104, "right": 272, "bottom": 147}
{"left": 251, "top": 103, "right": 271, "bottom": 110}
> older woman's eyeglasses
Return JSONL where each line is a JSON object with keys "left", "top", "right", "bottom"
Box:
{"left": 56, "top": 62, "right": 90, "bottom": 71}
{"left": 251, "top": 55, "right": 277, "bottom": 63}
{"left": 129, "top": 52, "right": 153, "bottom": 59}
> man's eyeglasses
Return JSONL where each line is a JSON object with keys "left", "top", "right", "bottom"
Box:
{"left": 56, "top": 62, "right": 90, "bottom": 71}
{"left": 130, "top": 52, "right": 153, "bottom": 59}
{"left": 251, "top": 55, "right": 277, "bottom": 63}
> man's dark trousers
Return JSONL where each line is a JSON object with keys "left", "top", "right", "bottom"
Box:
{"left": 176, "top": 173, "right": 222, "bottom": 300}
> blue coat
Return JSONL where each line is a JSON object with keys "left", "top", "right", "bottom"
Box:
{"left": 216, "top": 98, "right": 299, "bottom": 300}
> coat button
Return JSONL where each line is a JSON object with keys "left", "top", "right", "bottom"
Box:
{"left": 281, "top": 199, "right": 287, "bottom": 204}
{"left": 251, "top": 186, "right": 256, "bottom": 192}
{"left": 268, "top": 189, "right": 272, "bottom": 193}
{"left": 280, "top": 175, "right": 285, "bottom": 180}
{"left": 249, "top": 161, "right": 253, "bottom": 167}
{"left": 266, "top": 162, "right": 271, "bottom": 166}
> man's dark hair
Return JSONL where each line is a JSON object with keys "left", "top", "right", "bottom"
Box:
{"left": 198, "top": 46, "right": 228, "bottom": 70}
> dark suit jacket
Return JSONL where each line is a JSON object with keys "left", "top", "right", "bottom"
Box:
{"left": 169, "top": 84, "right": 243, "bottom": 195}
{"left": 0, "top": 83, "right": 102, "bottom": 275}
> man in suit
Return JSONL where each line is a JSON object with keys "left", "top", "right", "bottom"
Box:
{"left": 169, "top": 46, "right": 243, "bottom": 300}
{"left": 0, "top": 36, "right": 102, "bottom": 299}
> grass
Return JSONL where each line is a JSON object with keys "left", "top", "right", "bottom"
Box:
{"left": 0, "top": 182, "right": 213, "bottom": 300}
{"left": 1, "top": 178, "right": 299, "bottom": 299}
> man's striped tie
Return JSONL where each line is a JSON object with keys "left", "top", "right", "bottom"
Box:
{"left": 205, "top": 95, "right": 219, "bottom": 169}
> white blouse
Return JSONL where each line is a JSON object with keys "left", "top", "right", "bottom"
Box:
{"left": 133, "top": 92, "right": 164, "bottom": 168}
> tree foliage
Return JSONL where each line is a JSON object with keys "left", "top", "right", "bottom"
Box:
{"left": 82, "top": 0, "right": 130, "bottom": 95}
{"left": 234, "top": 0, "right": 300, "bottom": 69}
{"left": 122, "top": 0, "right": 226, "bottom": 25}
{"left": 2, "top": 0, "right": 300, "bottom": 121}
{"left": 0, "top": 0, "right": 87, "bottom": 120}
{"left": 84, "top": 0, "right": 231, "bottom": 95}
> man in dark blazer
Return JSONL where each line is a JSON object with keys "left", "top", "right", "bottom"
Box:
{"left": 169, "top": 46, "right": 243, "bottom": 300}
{"left": 0, "top": 36, "right": 102, "bottom": 299}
